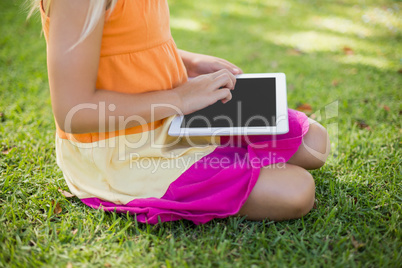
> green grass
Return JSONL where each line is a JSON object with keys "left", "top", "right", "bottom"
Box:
{"left": 1, "top": 0, "right": 401, "bottom": 267}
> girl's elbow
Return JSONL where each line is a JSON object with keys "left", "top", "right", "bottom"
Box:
{"left": 54, "top": 108, "right": 96, "bottom": 134}
{"left": 55, "top": 115, "right": 82, "bottom": 134}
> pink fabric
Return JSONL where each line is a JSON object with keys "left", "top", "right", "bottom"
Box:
{"left": 81, "top": 109, "right": 310, "bottom": 224}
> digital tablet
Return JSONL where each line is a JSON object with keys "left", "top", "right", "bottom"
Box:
{"left": 168, "top": 73, "right": 289, "bottom": 136}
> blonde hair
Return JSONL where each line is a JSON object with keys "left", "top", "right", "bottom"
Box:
{"left": 28, "top": 0, "right": 118, "bottom": 49}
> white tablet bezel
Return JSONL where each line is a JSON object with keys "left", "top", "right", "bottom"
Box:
{"left": 168, "top": 73, "right": 288, "bottom": 136}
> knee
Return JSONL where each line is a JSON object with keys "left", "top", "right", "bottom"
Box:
{"left": 303, "top": 121, "right": 331, "bottom": 169}
{"left": 287, "top": 170, "right": 315, "bottom": 217}
{"left": 239, "top": 164, "right": 316, "bottom": 221}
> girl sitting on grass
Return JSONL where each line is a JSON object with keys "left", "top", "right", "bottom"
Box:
{"left": 30, "top": 0, "right": 330, "bottom": 224}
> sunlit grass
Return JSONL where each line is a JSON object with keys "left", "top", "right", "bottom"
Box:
{"left": 363, "top": 6, "right": 402, "bottom": 33}
{"left": 170, "top": 18, "right": 202, "bottom": 31}
{"left": 308, "top": 16, "right": 374, "bottom": 37}
{"left": 263, "top": 31, "right": 374, "bottom": 52}
{"left": 336, "top": 54, "right": 393, "bottom": 69}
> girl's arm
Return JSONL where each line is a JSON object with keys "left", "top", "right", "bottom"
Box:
{"left": 47, "top": 0, "right": 235, "bottom": 134}
{"left": 178, "top": 49, "right": 243, "bottom": 77}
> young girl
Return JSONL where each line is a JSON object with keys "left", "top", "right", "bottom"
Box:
{"left": 32, "top": 0, "right": 330, "bottom": 224}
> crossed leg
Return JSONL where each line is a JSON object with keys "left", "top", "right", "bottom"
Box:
{"left": 238, "top": 120, "right": 330, "bottom": 221}
{"left": 287, "top": 119, "right": 331, "bottom": 170}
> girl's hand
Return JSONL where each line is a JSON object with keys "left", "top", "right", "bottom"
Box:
{"left": 173, "top": 69, "right": 236, "bottom": 115}
{"left": 178, "top": 50, "right": 243, "bottom": 77}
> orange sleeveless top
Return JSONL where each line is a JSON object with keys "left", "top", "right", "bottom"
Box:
{"left": 40, "top": 0, "right": 188, "bottom": 143}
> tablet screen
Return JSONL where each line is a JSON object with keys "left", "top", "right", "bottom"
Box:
{"left": 181, "top": 77, "right": 277, "bottom": 128}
